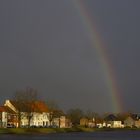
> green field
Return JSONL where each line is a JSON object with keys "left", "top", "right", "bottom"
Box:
{"left": 0, "top": 127, "right": 139, "bottom": 135}
{"left": 0, "top": 127, "right": 95, "bottom": 134}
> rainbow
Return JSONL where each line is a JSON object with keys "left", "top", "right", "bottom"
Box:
{"left": 72, "top": 0, "right": 123, "bottom": 113}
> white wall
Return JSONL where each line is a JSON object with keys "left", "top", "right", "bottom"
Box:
{"left": 21, "top": 112, "right": 50, "bottom": 127}
{"left": 1, "top": 112, "right": 7, "bottom": 128}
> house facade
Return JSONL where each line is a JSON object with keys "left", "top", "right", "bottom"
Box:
{"left": 29, "top": 112, "right": 50, "bottom": 127}
{"left": 4, "top": 100, "right": 50, "bottom": 127}
{"left": 124, "top": 114, "right": 140, "bottom": 128}
{"left": 80, "top": 118, "right": 89, "bottom": 127}
{"left": 135, "top": 120, "right": 140, "bottom": 128}
{"left": 0, "top": 106, "right": 18, "bottom": 128}
{"left": 80, "top": 117, "right": 96, "bottom": 128}
{"left": 104, "top": 114, "right": 123, "bottom": 128}
{"left": 124, "top": 116, "right": 135, "bottom": 128}
{"left": 0, "top": 106, "right": 7, "bottom": 128}
{"left": 52, "top": 116, "right": 71, "bottom": 128}
{"left": 59, "top": 116, "right": 71, "bottom": 128}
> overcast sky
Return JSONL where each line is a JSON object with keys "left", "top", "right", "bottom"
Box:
{"left": 0, "top": 0, "right": 140, "bottom": 113}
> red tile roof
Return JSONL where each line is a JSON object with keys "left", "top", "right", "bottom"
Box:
{"left": 34, "top": 101, "right": 49, "bottom": 112}
{"left": 0, "top": 106, "right": 5, "bottom": 112}
{"left": 8, "top": 100, "right": 49, "bottom": 113}
{"left": 0, "top": 106, "right": 16, "bottom": 114}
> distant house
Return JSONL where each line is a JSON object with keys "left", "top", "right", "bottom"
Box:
{"left": 135, "top": 119, "right": 140, "bottom": 128}
{"left": 80, "top": 117, "right": 95, "bottom": 128}
{"left": 0, "top": 106, "right": 18, "bottom": 128}
{"left": 88, "top": 118, "right": 95, "bottom": 128}
{"left": 104, "top": 114, "right": 123, "bottom": 128}
{"left": 4, "top": 100, "right": 50, "bottom": 127}
{"left": 52, "top": 116, "right": 72, "bottom": 128}
{"left": 59, "top": 116, "right": 71, "bottom": 128}
{"left": 124, "top": 116, "right": 135, "bottom": 128}
{"left": 124, "top": 114, "right": 140, "bottom": 128}
{"left": 80, "top": 118, "right": 89, "bottom": 127}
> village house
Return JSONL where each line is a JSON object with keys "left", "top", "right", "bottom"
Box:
{"left": 124, "top": 114, "right": 140, "bottom": 128}
{"left": 88, "top": 118, "right": 95, "bottom": 128}
{"left": 59, "top": 116, "right": 71, "bottom": 128}
{"left": 134, "top": 120, "right": 140, "bottom": 128}
{"left": 80, "top": 118, "right": 89, "bottom": 127}
{"left": 0, "top": 106, "right": 18, "bottom": 128}
{"left": 52, "top": 116, "right": 72, "bottom": 128}
{"left": 103, "top": 114, "right": 123, "bottom": 128}
{"left": 124, "top": 116, "right": 135, "bottom": 128}
{"left": 80, "top": 117, "right": 96, "bottom": 128}
{"left": 4, "top": 100, "right": 50, "bottom": 127}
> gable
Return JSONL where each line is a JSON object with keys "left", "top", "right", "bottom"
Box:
{"left": 5, "top": 100, "right": 49, "bottom": 113}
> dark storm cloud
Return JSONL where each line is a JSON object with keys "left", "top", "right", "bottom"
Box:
{"left": 86, "top": 0, "right": 140, "bottom": 112}
{"left": 0, "top": 0, "right": 140, "bottom": 113}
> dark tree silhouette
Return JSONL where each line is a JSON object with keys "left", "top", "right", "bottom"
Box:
{"left": 13, "top": 87, "right": 39, "bottom": 127}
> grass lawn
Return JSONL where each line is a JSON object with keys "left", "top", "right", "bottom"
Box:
{"left": 0, "top": 127, "right": 140, "bottom": 135}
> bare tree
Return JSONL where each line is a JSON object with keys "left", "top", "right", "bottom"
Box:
{"left": 85, "top": 110, "right": 99, "bottom": 127}
{"left": 46, "top": 100, "right": 64, "bottom": 127}
{"left": 67, "top": 108, "right": 84, "bottom": 126}
{"left": 13, "top": 87, "right": 39, "bottom": 128}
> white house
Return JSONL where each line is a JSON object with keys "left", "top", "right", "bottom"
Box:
{"left": 4, "top": 100, "right": 50, "bottom": 127}
{"left": 104, "top": 114, "right": 123, "bottom": 128}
